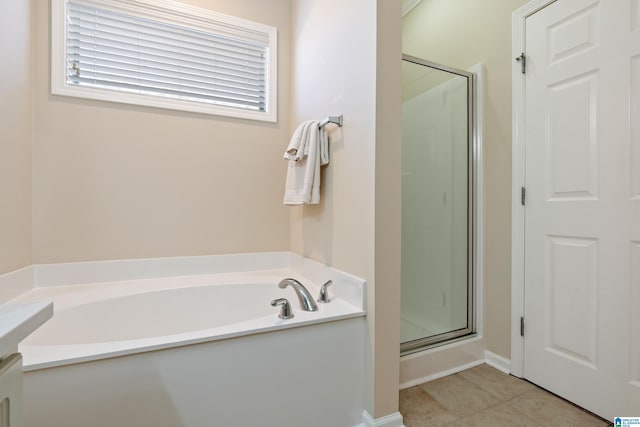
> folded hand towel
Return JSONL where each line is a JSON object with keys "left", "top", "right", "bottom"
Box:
{"left": 284, "top": 120, "right": 315, "bottom": 161}
{"left": 283, "top": 121, "right": 329, "bottom": 205}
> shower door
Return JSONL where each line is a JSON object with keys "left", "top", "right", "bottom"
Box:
{"left": 400, "top": 55, "right": 475, "bottom": 353}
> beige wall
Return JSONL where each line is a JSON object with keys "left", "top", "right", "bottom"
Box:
{"left": 289, "top": 0, "right": 376, "bottom": 277}
{"left": 32, "top": 0, "right": 292, "bottom": 264}
{"left": 0, "top": 0, "right": 33, "bottom": 275}
{"left": 290, "top": 0, "right": 402, "bottom": 418}
{"left": 402, "top": 0, "right": 529, "bottom": 358}
{"left": 15, "top": 0, "right": 404, "bottom": 418}
{"left": 374, "top": 1, "right": 403, "bottom": 417}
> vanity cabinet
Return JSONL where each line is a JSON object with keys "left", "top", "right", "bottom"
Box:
{"left": 0, "top": 303, "right": 52, "bottom": 427}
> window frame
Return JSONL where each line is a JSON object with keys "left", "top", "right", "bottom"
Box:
{"left": 51, "top": 0, "right": 278, "bottom": 122}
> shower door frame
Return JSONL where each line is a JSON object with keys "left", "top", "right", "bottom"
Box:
{"left": 400, "top": 54, "right": 478, "bottom": 355}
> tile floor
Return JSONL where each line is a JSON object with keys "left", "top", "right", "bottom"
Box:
{"left": 399, "top": 364, "right": 612, "bottom": 427}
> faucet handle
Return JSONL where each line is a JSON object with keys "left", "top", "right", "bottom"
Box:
{"left": 271, "top": 298, "right": 294, "bottom": 319}
{"left": 317, "top": 280, "right": 333, "bottom": 303}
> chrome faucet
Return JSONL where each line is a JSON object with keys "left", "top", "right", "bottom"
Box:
{"left": 317, "top": 280, "right": 333, "bottom": 303}
{"left": 278, "top": 278, "right": 318, "bottom": 312}
{"left": 271, "top": 298, "right": 294, "bottom": 319}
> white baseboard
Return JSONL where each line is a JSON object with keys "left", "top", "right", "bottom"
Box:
{"left": 484, "top": 350, "right": 511, "bottom": 374}
{"left": 361, "top": 410, "right": 405, "bottom": 427}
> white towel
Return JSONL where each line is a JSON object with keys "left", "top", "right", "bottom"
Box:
{"left": 319, "top": 126, "right": 329, "bottom": 166}
{"left": 284, "top": 120, "right": 315, "bottom": 161}
{"left": 283, "top": 121, "right": 329, "bottom": 205}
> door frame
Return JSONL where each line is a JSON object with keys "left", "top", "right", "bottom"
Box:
{"left": 510, "top": 0, "right": 558, "bottom": 378}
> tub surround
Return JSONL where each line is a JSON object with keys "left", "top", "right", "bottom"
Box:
{"left": 29, "top": 251, "right": 365, "bottom": 310}
{"left": 6, "top": 252, "right": 368, "bottom": 427}
{"left": 33, "top": 251, "right": 294, "bottom": 287}
{"left": 24, "top": 316, "right": 367, "bottom": 427}
{"left": 0, "top": 265, "right": 35, "bottom": 304}
{"left": 4, "top": 251, "right": 365, "bottom": 371}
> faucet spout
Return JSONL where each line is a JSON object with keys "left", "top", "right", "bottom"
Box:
{"left": 278, "top": 278, "right": 319, "bottom": 312}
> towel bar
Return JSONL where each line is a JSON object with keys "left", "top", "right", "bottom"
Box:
{"left": 319, "top": 115, "right": 343, "bottom": 128}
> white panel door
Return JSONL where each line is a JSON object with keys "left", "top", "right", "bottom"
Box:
{"left": 523, "top": 0, "right": 640, "bottom": 419}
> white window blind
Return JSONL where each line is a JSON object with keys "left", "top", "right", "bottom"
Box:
{"left": 52, "top": 0, "right": 277, "bottom": 121}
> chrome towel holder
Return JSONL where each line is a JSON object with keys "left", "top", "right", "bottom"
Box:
{"left": 319, "top": 115, "right": 343, "bottom": 128}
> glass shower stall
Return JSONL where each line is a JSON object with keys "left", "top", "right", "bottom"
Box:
{"left": 400, "top": 54, "right": 476, "bottom": 354}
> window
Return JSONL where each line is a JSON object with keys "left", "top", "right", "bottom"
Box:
{"left": 51, "top": 0, "right": 277, "bottom": 122}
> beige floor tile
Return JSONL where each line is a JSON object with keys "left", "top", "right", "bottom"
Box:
{"left": 509, "top": 388, "right": 610, "bottom": 427}
{"left": 458, "top": 364, "right": 536, "bottom": 401}
{"left": 449, "top": 401, "right": 541, "bottom": 427}
{"left": 400, "top": 386, "right": 457, "bottom": 427}
{"left": 418, "top": 374, "right": 502, "bottom": 418}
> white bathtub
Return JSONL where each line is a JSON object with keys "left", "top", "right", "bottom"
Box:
{"left": 11, "top": 253, "right": 368, "bottom": 427}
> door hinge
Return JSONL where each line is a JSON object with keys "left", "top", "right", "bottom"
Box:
{"left": 520, "top": 316, "right": 525, "bottom": 337}
{"left": 515, "top": 52, "right": 526, "bottom": 74}
{"left": 521, "top": 186, "right": 526, "bottom": 206}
